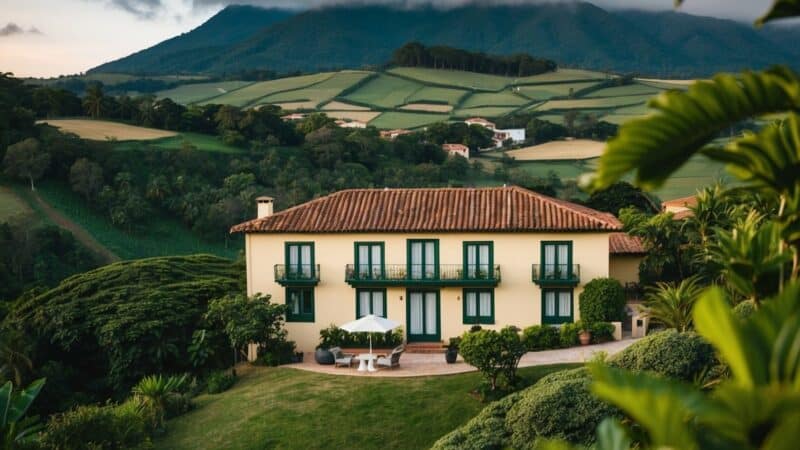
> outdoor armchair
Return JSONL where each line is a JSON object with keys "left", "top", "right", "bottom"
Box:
{"left": 330, "top": 346, "right": 355, "bottom": 367}
{"left": 376, "top": 345, "right": 404, "bottom": 369}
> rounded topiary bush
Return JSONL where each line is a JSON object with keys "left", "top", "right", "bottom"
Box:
{"left": 733, "top": 300, "right": 756, "bottom": 319}
{"left": 609, "top": 329, "right": 715, "bottom": 381}
{"left": 579, "top": 278, "right": 626, "bottom": 323}
{"left": 431, "top": 391, "right": 523, "bottom": 450}
{"left": 505, "top": 367, "right": 618, "bottom": 448}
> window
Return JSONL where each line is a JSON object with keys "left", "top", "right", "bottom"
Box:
{"left": 463, "top": 289, "right": 494, "bottom": 324}
{"left": 542, "top": 289, "right": 573, "bottom": 324}
{"left": 286, "top": 288, "right": 314, "bottom": 322}
{"left": 354, "top": 242, "right": 384, "bottom": 279}
{"left": 541, "top": 241, "right": 572, "bottom": 280}
{"left": 464, "top": 242, "right": 493, "bottom": 279}
{"left": 285, "top": 242, "right": 314, "bottom": 279}
{"left": 408, "top": 240, "right": 438, "bottom": 280}
{"left": 356, "top": 289, "right": 386, "bottom": 318}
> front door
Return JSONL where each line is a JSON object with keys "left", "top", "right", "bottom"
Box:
{"left": 407, "top": 290, "right": 440, "bottom": 342}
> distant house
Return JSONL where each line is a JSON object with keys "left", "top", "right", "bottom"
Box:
{"left": 281, "top": 113, "right": 306, "bottom": 121}
{"left": 662, "top": 195, "right": 696, "bottom": 220}
{"left": 609, "top": 232, "right": 646, "bottom": 288}
{"left": 442, "top": 143, "right": 469, "bottom": 159}
{"left": 464, "top": 117, "right": 526, "bottom": 149}
{"left": 336, "top": 119, "right": 368, "bottom": 129}
{"left": 380, "top": 129, "right": 413, "bottom": 140}
{"left": 231, "top": 186, "right": 625, "bottom": 351}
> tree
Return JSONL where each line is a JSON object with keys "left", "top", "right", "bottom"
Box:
{"left": 2, "top": 138, "right": 50, "bottom": 191}
{"left": 458, "top": 326, "right": 527, "bottom": 392}
{"left": 69, "top": 158, "right": 103, "bottom": 201}
{"left": 582, "top": 182, "right": 659, "bottom": 215}
{"left": 205, "top": 294, "right": 288, "bottom": 374}
{"left": 82, "top": 82, "right": 104, "bottom": 119}
{"left": 579, "top": 278, "right": 626, "bottom": 323}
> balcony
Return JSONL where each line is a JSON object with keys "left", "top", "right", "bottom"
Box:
{"left": 531, "top": 264, "right": 580, "bottom": 286}
{"left": 274, "top": 264, "right": 320, "bottom": 286}
{"left": 345, "top": 264, "right": 501, "bottom": 287}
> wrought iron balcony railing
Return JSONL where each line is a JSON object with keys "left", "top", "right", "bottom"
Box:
{"left": 531, "top": 264, "right": 580, "bottom": 286}
{"left": 345, "top": 264, "right": 500, "bottom": 287}
{"left": 274, "top": 264, "right": 320, "bottom": 286}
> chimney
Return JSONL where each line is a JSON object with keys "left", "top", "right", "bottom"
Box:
{"left": 256, "top": 196, "right": 274, "bottom": 219}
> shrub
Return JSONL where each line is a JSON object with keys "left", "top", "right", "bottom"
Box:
{"left": 505, "top": 368, "right": 619, "bottom": 448}
{"left": 164, "top": 392, "right": 194, "bottom": 419}
{"left": 579, "top": 277, "right": 626, "bottom": 323}
{"left": 206, "top": 370, "right": 236, "bottom": 394}
{"left": 317, "top": 325, "right": 403, "bottom": 349}
{"left": 131, "top": 374, "right": 188, "bottom": 429}
{"left": 589, "top": 322, "right": 615, "bottom": 343}
{"left": 459, "top": 327, "right": 527, "bottom": 392}
{"left": 39, "top": 401, "right": 155, "bottom": 450}
{"left": 559, "top": 322, "right": 582, "bottom": 348}
{"left": 430, "top": 391, "right": 523, "bottom": 450}
{"left": 609, "top": 329, "right": 716, "bottom": 381}
{"left": 257, "top": 340, "right": 296, "bottom": 366}
{"left": 733, "top": 300, "right": 756, "bottom": 319}
{"left": 522, "top": 325, "right": 560, "bottom": 351}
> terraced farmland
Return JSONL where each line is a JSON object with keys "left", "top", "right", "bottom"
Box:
{"left": 200, "top": 72, "right": 335, "bottom": 107}
{"left": 388, "top": 67, "right": 514, "bottom": 91}
{"left": 258, "top": 71, "right": 372, "bottom": 108}
{"left": 155, "top": 81, "right": 253, "bottom": 104}
{"left": 341, "top": 74, "right": 422, "bottom": 108}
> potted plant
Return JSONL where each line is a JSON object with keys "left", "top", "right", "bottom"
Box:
{"left": 578, "top": 324, "right": 592, "bottom": 346}
{"left": 444, "top": 337, "right": 460, "bottom": 364}
{"left": 291, "top": 351, "right": 304, "bottom": 363}
{"left": 315, "top": 325, "right": 343, "bottom": 364}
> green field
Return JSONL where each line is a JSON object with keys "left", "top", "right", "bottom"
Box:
{"left": 516, "top": 68, "right": 611, "bottom": 84}
{"left": 388, "top": 67, "right": 514, "bottom": 91}
{"left": 453, "top": 106, "right": 519, "bottom": 118}
{"left": 460, "top": 91, "right": 530, "bottom": 108}
{"left": 534, "top": 94, "right": 657, "bottom": 111}
{"left": 406, "top": 86, "right": 468, "bottom": 105}
{"left": 342, "top": 74, "right": 423, "bottom": 108}
{"left": 156, "top": 81, "right": 253, "bottom": 104}
{"left": 202, "top": 73, "right": 335, "bottom": 107}
{"left": 114, "top": 132, "right": 244, "bottom": 154}
{"left": 369, "top": 111, "right": 449, "bottom": 129}
{"left": 155, "top": 364, "right": 577, "bottom": 450}
{"left": 36, "top": 181, "right": 240, "bottom": 260}
{"left": 0, "top": 185, "right": 34, "bottom": 222}
{"left": 516, "top": 81, "right": 601, "bottom": 100}
{"left": 260, "top": 71, "right": 372, "bottom": 107}
{"left": 584, "top": 83, "right": 664, "bottom": 98}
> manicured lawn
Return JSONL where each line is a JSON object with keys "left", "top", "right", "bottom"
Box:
{"left": 155, "top": 363, "right": 579, "bottom": 450}
{"left": 36, "top": 181, "right": 240, "bottom": 260}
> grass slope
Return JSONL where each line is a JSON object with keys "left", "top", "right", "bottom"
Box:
{"left": 114, "top": 132, "right": 244, "bottom": 154}
{"left": 41, "top": 119, "right": 177, "bottom": 141}
{"left": 342, "top": 74, "right": 423, "bottom": 108}
{"left": 156, "top": 364, "right": 578, "bottom": 450}
{"left": 260, "top": 71, "right": 372, "bottom": 108}
{"left": 156, "top": 81, "right": 254, "bottom": 104}
{"left": 203, "top": 73, "right": 335, "bottom": 107}
{"left": 36, "top": 181, "right": 240, "bottom": 260}
{"left": 369, "top": 111, "right": 448, "bottom": 129}
{"left": 388, "top": 67, "right": 513, "bottom": 91}
{"left": 0, "top": 185, "right": 34, "bottom": 222}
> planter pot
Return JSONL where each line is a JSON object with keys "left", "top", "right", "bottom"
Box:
{"left": 579, "top": 331, "right": 592, "bottom": 346}
{"left": 314, "top": 348, "right": 334, "bottom": 365}
{"left": 445, "top": 348, "right": 458, "bottom": 364}
{"left": 291, "top": 353, "right": 304, "bottom": 364}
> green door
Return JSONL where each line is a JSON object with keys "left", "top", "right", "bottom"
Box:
{"left": 407, "top": 290, "right": 440, "bottom": 342}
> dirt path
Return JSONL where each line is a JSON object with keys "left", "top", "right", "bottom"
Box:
{"left": 29, "top": 191, "right": 120, "bottom": 264}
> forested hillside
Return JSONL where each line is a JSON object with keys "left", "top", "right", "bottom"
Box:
{"left": 91, "top": 3, "right": 800, "bottom": 77}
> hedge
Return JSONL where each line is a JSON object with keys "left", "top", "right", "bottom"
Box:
{"left": 523, "top": 321, "right": 615, "bottom": 351}
{"left": 609, "top": 329, "right": 716, "bottom": 381}
{"left": 430, "top": 391, "right": 522, "bottom": 450}
{"left": 579, "top": 277, "right": 626, "bottom": 323}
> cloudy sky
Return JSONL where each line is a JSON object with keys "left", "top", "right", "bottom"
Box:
{"left": 0, "top": 0, "right": 777, "bottom": 78}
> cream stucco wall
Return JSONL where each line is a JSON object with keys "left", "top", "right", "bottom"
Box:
{"left": 246, "top": 232, "right": 611, "bottom": 351}
{"left": 609, "top": 255, "right": 643, "bottom": 286}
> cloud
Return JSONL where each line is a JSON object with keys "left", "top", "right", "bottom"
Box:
{"left": 0, "top": 22, "right": 44, "bottom": 37}
{"left": 97, "top": 0, "right": 164, "bottom": 20}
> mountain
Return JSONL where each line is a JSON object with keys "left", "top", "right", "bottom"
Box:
{"left": 90, "top": 2, "right": 800, "bottom": 77}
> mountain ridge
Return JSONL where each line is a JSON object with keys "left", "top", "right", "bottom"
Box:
{"left": 90, "top": 2, "right": 800, "bottom": 77}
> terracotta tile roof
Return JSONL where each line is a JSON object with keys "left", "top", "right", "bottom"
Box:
{"left": 609, "top": 232, "right": 646, "bottom": 254}
{"left": 672, "top": 209, "right": 694, "bottom": 220}
{"left": 231, "top": 186, "right": 622, "bottom": 234}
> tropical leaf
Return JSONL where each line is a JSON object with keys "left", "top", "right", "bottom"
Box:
{"left": 587, "top": 67, "right": 800, "bottom": 192}
{"left": 595, "top": 418, "right": 632, "bottom": 450}
{"left": 6, "top": 379, "right": 45, "bottom": 424}
{"left": 590, "top": 364, "right": 707, "bottom": 449}
{"left": 0, "top": 381, "right": 10, "bottom": 427}
{"left": 756, "top": 0, "right": 800, "bottom": 26}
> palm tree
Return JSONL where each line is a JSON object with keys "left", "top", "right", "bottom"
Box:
{"left": 82, "top": 83, "right": 104, "bottom": 119}
{"left": 132, "top": 374, "right": 187, "bottom": 429}
{"left": 641, "top": 276, "right": 704, "bottom": 332}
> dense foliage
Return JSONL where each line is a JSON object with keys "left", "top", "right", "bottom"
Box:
{"left": 578, "top": 278, "right": 626, "bottom": 323}
{"left": 317, "top": 325, "right": 404, "bottom": 350}
{"left": 392, "top": 42, "right": 556, "bottom": 76}
{"left": 458, "top": 327, "right": 527, "bottom": 392}
{"left": 1, "top": 255, "right": 240, "bottom": 413}
{"left": 608, "top": 329, "right": 716, "bottom": 382}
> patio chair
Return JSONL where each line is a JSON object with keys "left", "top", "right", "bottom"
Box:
{"left": 376, "top": 345, "right": 404, "bottom": 369}
{"left": 330, "top": 347, "right": 355, "bottom": 367}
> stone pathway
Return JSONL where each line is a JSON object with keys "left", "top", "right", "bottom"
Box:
{"left": 286, "top": 338, "right": 638, "bottom": 378}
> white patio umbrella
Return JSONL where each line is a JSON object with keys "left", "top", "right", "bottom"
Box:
{"left": 339, "top": 314, "right": 400, "bottom": 356}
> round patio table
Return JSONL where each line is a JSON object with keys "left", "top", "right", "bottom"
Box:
{"left": 357, "top": 353, "right": 378, "bottom": 372}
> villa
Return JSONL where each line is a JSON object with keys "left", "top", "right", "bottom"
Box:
{"left": 231, "top": 186, "right": 633, "bottom": 351}
{"left": 464, "top": 117, "right": 526, "bottom": 148}
{"left": 442, "top": 143, "right": 470, "bottom": 159}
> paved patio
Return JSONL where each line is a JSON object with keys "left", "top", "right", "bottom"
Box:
{"left": 286, "top": 338, "right": 638, "bottom": 377}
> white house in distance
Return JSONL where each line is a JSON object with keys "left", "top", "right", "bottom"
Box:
{"left": 336, "top": 119, "right": 368, "bottom": 129}
{"left": 442, "top": 143, "right": 469, "bottom": 159}
{"left": 380, "top": 129, "right": 414, "bottom": 140}
{"left": 281, "top": 113, "right": 307, "bottom": 121}
{"left": 464, "top": 117, "right": 526, "bottom": 148}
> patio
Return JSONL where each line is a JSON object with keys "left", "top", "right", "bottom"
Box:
{"left": 287, "top": 338, "right": 638, "bottom": 377}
